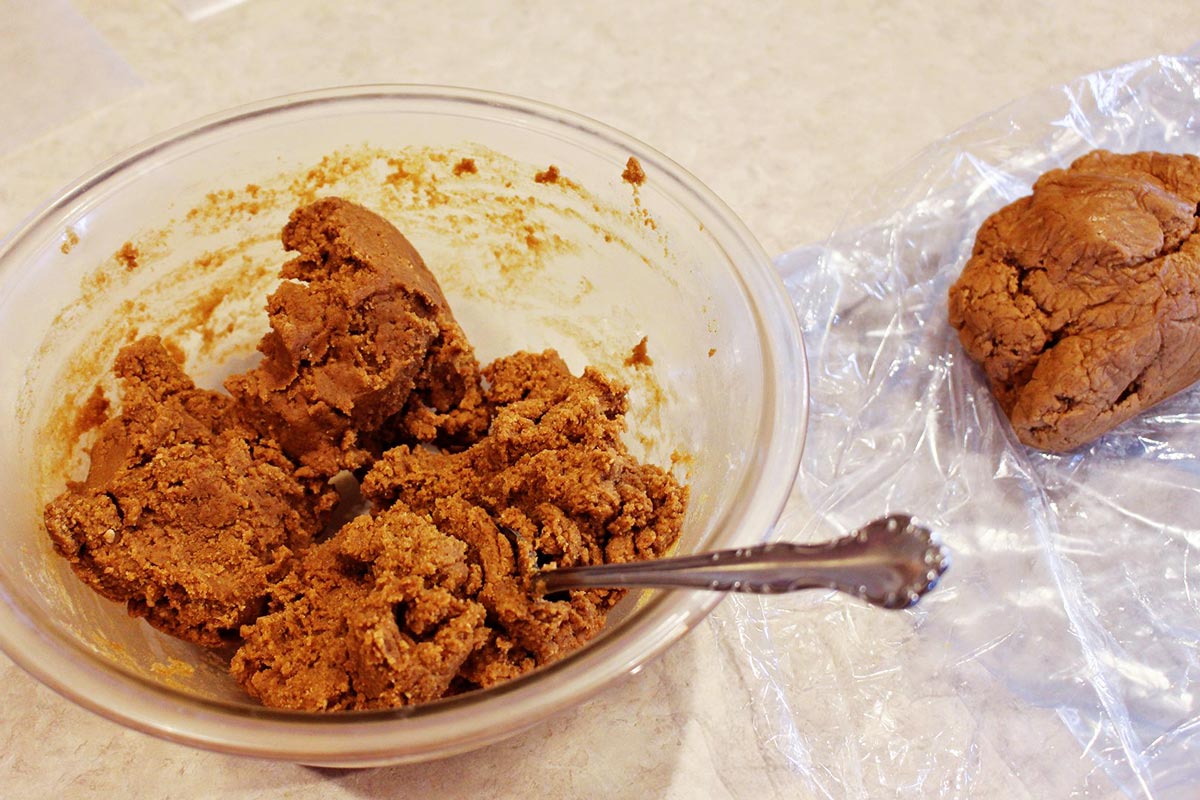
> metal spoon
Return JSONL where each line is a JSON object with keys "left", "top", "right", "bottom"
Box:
{"left": 533, "top": 514, "right": 948, "bottom": 609}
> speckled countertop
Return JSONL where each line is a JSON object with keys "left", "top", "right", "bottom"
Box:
{"left": 2, "top": 2, "right": 1198, "bottom": 798}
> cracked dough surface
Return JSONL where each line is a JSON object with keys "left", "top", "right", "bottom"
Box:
{"left": 948, "top": 150, "right": 1200, "bottom": 451}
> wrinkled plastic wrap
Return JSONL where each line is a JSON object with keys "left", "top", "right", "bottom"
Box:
{"left": 715, "top": 55, "right": 1200, "bottom": 798}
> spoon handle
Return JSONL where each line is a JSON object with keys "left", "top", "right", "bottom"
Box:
{"left": 535, "top": 514, "right": 948, "bottom": 609}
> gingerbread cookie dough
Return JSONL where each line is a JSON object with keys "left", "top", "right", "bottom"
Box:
{"left": 44, "top": 337, "right": 335, "bottom": 647}
{"left": 948, "top": 150, "right": 1200, "bottom": 451}
{"left": 232, "top": 503, "right": 490, "bottom": 709}
{"left": 45, "top": 197, "right": 687, "bottom": 710}
{"left": 225, "top": 197, "right": 488, "bottom": 478}
{"left": 234, "top": 351, "right": 685, "bottom": 710}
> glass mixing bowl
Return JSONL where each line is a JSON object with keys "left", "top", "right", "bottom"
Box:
{"left": 0, "top": 86, "right": 806, "bottom": 765}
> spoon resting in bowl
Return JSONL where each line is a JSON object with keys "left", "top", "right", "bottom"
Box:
{"left": 531, "top": 514, "right": 947, "bottom": 609}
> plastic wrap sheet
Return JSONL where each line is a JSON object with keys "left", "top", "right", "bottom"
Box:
{"left": 717, "top": 55, "right": 1200, "bottom": 798}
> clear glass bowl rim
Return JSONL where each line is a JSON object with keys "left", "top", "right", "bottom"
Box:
{"left": 0, "top": 83, "right": 808, "bottom": 764}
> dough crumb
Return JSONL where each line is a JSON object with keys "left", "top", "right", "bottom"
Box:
{"left": 622, "top": 157, "right": 645, "bottom": 186}
{"left": 61, "top": 228, "right": 80, "bottom": 254}
{"left": 534, "top": 165, "right": 560, "bottom": 184}
{"left": 115, "top": 242, "right": 139, "bottom": 271}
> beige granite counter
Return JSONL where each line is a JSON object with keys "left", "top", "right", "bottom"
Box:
{"left": 2, "top": 1, "right": 1199, "bottom": 797}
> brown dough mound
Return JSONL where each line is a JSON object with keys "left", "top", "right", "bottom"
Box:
{"left": 43, "top": 337, "right": 334, "bottom": 647}
{"left": 231, "top": 505, "right": 489, "bottom": 710}
{"left": 233, "top": 351, "right": 687, "bottom": 709}
{"left": 948, "top": 150, "right": 1200, "bottom": 451}
{"left": 363, "top": 350, "right": 687, "bottom": 690}
{"left": 225, "top": 197, "right": 488, "bottom": 478}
